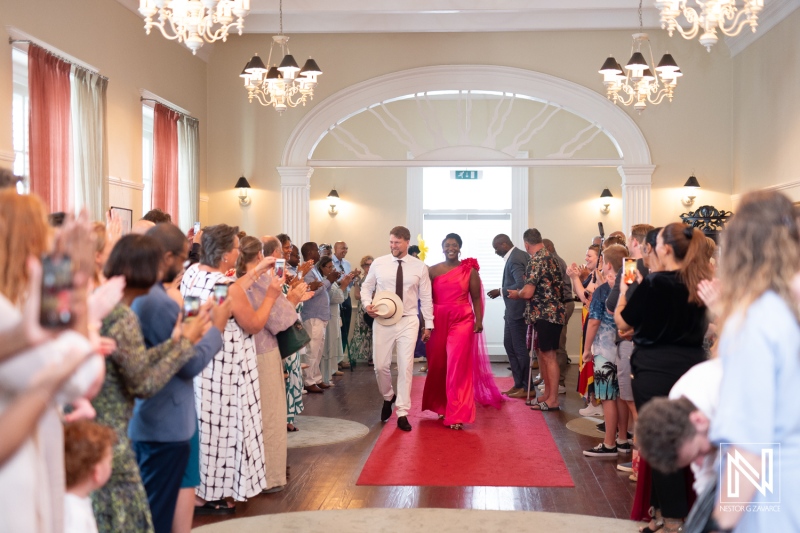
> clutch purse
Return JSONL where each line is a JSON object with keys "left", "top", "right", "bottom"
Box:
{"left": 276, "top": 320, "right": 311, "bottom": 359}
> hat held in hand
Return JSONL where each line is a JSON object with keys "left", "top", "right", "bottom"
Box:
{"left": 371, "top": 291, "right": 404, "bottom": 326}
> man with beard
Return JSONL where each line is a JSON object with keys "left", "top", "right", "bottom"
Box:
{"left": 128, "top": 223, "right": 232, "bottom": 531}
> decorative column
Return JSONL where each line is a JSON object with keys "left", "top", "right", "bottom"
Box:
{"left": 617, "top": 165, "right": 656, "bottom": 234}
{"left": 278, "top": 166, "right": 313, "bottom": 245}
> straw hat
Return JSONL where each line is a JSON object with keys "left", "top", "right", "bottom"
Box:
{"left": 371, "top": 291, "right": 404, "bottom": 326}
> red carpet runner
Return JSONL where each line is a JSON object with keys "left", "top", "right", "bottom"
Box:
{"left": 357, "top": 376, "right": 574, "bottom": 487}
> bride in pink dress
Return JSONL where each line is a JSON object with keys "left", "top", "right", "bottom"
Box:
{"left": 422, "top": 233, "right": 504, "bottom": 429}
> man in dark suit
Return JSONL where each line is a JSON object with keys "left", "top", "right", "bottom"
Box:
{"left": 488, "top": 234, "right": 530, "bottom": 398}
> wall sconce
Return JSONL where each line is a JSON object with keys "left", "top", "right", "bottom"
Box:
{"left": 327, "top": 188, "right": 339, "bottom": 216}
{"left": 599, "top": 188, "right": 613, "bottom": 214}
{"left": 682, "top": 174, "right": 701, "bottom": 207}
{"left": 235, "top": 176, "right": 251, "bottom": 206}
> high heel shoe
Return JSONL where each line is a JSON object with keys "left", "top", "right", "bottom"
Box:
{"left": 449, "top": 423, "right": 463, "bottom": 430}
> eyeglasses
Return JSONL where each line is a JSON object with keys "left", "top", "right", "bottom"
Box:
{"left": 362, "top": 262, "right": 373, "bottom": 267}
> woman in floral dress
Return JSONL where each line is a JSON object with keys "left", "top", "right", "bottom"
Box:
{"left": 92, "top": 234, "right": 205, "bottom": 533}
{"left": 348, "top": 255, "right": 374, "bottom": 366}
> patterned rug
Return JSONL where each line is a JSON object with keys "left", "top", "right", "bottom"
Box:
{"left": 287, "top": 416, "right": 369, "bottom": 449}
{"left": 192, "top": 508, "right": 639, "bottom": 532}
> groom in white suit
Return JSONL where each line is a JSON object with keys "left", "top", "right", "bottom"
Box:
{"left": 361, "top": 226, "right": 434, "bottom": 432}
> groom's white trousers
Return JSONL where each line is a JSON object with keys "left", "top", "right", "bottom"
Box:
{"left": 372, "top": 315, "right": 419, "bottom": 418}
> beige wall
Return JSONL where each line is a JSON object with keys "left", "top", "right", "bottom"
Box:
{"left": 732, "top": 8, "right": 800, "bottom": 201}
{"left": 206, "top": 29, "right": 734, "bottom": 264}
{"left": 0, "top": 0, "right": 208, "bottom": 222}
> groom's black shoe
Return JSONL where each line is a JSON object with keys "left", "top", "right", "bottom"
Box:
{"left": 397, "top": 416, "right": 412, "bottom": 432}
{"left": 380, "top": 394, "right": 397, "bottom": 422}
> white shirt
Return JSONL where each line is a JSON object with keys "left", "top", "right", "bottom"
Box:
{"left": 361, "top": 253, "right": 434, "bottom": 329}
{"left": 669, "top": 358, "right": 723, "bottom": 496}
{"left": 332, "top": 256, "right": 353, "bottom": 296}
{"left": 503, "top": 246, "right": 516, "bottom": 262}
{"left": 64, "top": 494, "right": 98, "bottom": 533}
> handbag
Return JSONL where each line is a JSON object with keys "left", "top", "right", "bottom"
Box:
{"left": 276, "top": 320, "right": 311, "bottom": 359}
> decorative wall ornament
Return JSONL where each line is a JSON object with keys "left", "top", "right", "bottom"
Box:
{"left": 680, "top": 205, "right": 733, "bottom": 241}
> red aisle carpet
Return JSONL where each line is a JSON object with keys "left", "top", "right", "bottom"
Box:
{"left": 357, "top": 376, "right": 574, "bottom": 488}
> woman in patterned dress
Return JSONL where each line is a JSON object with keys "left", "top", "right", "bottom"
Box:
{"left": 277, "top": 236, "right": 314, "bottom": 432}
{"left": 92, "top": 234, "right": 207, "bottom": 533}
{"left": 180, "top": 225, "right": 275, "bottom": 510}
{"left": 348, "top": 255, "right": 374, "bottom": 365}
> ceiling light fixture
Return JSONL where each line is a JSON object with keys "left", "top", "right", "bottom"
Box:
{"left": 655, "top": 0, "right": 764, "bottom": 52}
{"left": 239, "top": 0, "right": 322, "bottom": 113}
{"left": 598, "top": 1, "right": 682, "bottom": 114}
{"left": 138, "top": 0, "right": 250, "bottom": 55}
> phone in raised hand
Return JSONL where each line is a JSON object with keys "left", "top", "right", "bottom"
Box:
{"left": 40, "top": 254, "right": 74, "bottom": 329}
{"left": 193, "top": 222, "right": 201, "bottom": 233}
{"left": 623, "top": 257, "right": 637, "bottom": 285}
{"left": 213, "top": 283, "right": 229, "bottom": 303}
{"left": 274, "top": 259, "right": 285, "bottom": 278}
{"left": 183, "top": 296, "right": 201, "bottom": 321}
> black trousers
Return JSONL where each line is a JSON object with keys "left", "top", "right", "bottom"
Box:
{"left": 632, "top": 345, "right": 705, "bottom": 520}
{"left": 340, "top": 296, "right": 352, "bottom": 352}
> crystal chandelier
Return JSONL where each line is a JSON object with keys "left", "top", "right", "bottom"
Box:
{"left": 655, "top": 0, "right": 764, "bottom": 51}
{"left": 239, "top": 0, "right": 322, "bottom": 113}
{"left": 598, "top": 2, "right": 682, "bottom": 113}
{"left": 138, "top": 0, "right": 250, "bottom": 55}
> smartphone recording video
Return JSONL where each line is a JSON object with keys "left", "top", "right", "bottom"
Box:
{"left": 193, "top": 221, "right": 201, "bottom": 233}
{"left": 40, "top": 255, "right": 74, "bottom": 329}
{"left": 184, "top": 296, "right": 201, "bottom": 320}
{"left": 274, "top": 259, "right": 285, "bottom": 278}
{"left": 213, "top": 283, "right": 229, "bottom": 304}
{"left": 623, "top": 257, "right": 637, "bottom": 285}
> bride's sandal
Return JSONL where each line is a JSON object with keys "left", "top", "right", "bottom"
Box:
{"left": 662, "top": 518, "right": 683, "bottom": 533}
{"left": 449, "top": 423, "right": 463, "bottom": 430}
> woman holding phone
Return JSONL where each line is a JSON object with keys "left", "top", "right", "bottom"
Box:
{"left": 232, "top": 236, "right": 310, "bottom": 493}
{"left": 180, "top": 226, "right": 276, "bottom": 511}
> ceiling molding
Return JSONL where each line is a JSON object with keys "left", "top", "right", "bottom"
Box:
{"left": 115, "top": 1, "right": 667, "bottom": 34}
{"left": 725, "top": 0, "right": 800, "bottom": 56}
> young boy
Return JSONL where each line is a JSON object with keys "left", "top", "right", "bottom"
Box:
{"left": 582, "top": 244, "right": 630, "bottom": 457}
{"left": 64, "top": 420, "right": 117, "bottom": 533}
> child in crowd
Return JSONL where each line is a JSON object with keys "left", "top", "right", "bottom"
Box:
{"left": 64, "top": 420, "right": 117, "bottom": 533}
{"left": 583, "top": 244, "right": 631, "bottom": 457}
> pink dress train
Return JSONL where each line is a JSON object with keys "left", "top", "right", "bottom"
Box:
{"left": 421, "top": 258, "right": 504, "bottom": 426}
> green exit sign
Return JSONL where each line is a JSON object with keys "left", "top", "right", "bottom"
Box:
{"left": 452, "top": 170, "right": 482, "bottom": 180}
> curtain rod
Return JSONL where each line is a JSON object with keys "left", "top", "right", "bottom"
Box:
{"left": 140, "top": 97, "right": 198, "bottom": 122}
{"left": 8, "top": 39, "right": 108, "bottom": 81}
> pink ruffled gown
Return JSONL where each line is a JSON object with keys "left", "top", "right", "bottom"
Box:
{"left": 422, "top": 258, "right": 503, "bottom": 426}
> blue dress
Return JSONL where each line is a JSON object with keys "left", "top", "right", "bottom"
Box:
{"left": 710, "top": 291, "right": 800, "bottom": 532}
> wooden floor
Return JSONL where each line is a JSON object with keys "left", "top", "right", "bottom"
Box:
{"left": 193, "top": 362, "right": 635, "bottom": 528}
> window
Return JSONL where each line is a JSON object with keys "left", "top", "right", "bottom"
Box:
{"left": 422, "top": 167, "right": 513, "bottom": 357}
{"left": 142, "top": 104, "right": 154, "bottom": 214}
{"left": 11, "top": 47, "right": 29, "bottom": 194}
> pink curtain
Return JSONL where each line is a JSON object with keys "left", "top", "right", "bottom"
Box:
{"left": 28, "top": 45, "right": 72, "bottom": 213}
{"left": 152, "top": 103, "right": 180, "bottom": 220}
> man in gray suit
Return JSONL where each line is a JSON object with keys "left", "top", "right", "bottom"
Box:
{"left": 488, "top": 234, "right": 530, "bottom": 398}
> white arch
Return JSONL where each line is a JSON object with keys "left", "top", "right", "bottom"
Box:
{"left": 278, "top": 65, "right": 654, "bottom": 244}
{"left": 282, "top": 65, "right": 652, "bottom": 167}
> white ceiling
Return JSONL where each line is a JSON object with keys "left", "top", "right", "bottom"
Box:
{"left": 117, "top": 0, "right": 800, "bottom": 56}
{"left": 119, "top": 1, "right": 671, "bottom": 34}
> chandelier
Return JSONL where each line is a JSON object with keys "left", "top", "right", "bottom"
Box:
{"left": 655, "top": 0, "right": 764, "bottom": 52}
{"left": 239, "top": 0, "right": 322, "bottom": 113}
{"left": 598, "top": 2, "right": 682, "bottom": 113}
{"left": 138, "top": 0, "right": 250, "bottom": 55}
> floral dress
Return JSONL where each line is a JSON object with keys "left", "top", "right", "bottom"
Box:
{"left": 348, "top": 276, "right": 373, "bottom": 363}
{"left": 282, "top": 281, "right": 304, "bottom": 424}
{"left": 181, "top": 264, "right": 266, "bottom": 502}
{"left": 92, "top": 304, "right": 195, "bottom": 533}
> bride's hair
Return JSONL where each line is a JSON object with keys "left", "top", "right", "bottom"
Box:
{"left": 442, "top": 233, "right": 462, "bottom": 248}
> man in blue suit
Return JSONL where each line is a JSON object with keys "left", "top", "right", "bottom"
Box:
{"left": 488, "top": 234, "right": 531, "bottom": 398}
{"left": 129, "top": 223, "right": 231, "bottom": 531}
